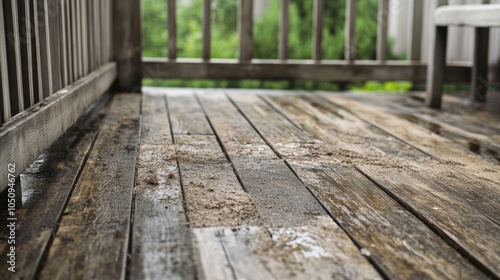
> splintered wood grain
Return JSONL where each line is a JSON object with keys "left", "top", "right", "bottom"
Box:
{"left": 358, "top": 166, "right": 500, "bottom": 277}
{"left": 290, "top": 165, "right": 487, "bottom": 280}
{"left": 167, "top": 92, "right": 213, "bottom": 135}
{"left": 193, "top": 219, "right": 381, "bottom": 280}
{"left": 130, "top": 94, "right": 195, "bottom": 280}
{"left": 0, "top": 94, "right": 111, "bottom": 280}
{"left": 38, "top": 93, "right": 141, "bottom": 280}
{"left": 251, "top": 93, "right": 489, "bottom": 278}
{"left": 325, "top": 94, "right": 500, "bottom": 184}
{"left": 198, "top": 92, "right": 325, "bottom": 227}
{"left": 166, "top": 92, "right": 262, "bottom": 228}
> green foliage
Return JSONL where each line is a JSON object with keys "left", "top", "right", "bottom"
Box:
{"left": 142, "top": 0, "right": 410, "bottom": 92}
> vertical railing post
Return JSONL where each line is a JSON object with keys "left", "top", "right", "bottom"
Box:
{"left": 112, "top": 0, "right": 142, "bottom": 92}
{"left": 0, "top": 0, "right": 12, "bottom": 123}
{"left": 279, "top": 0, "right": 289, "bottom": 61}
{"left": 313, "top": 0, "right": 324, "bottom": 62}
{"left": 377, "top": 0, "right": 389, "bottom": 62}
{"left": 345, "top": 0, "right": 356, "bottom": 63}
{"left": 425, "top": 0, "right": 448, "bottom": 108}
{"left": 408, "top": 0, "right": 423, "bottom": 61}
{"left": 168, "top": 0, "right": 177, "bottom": 60}
{"left": 203, "top": 0, "right": 211, "bottom": 61}
{"left": 238, "top": 0, "right": 253, "bottom": 63}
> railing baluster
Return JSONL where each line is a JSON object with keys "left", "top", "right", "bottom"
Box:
{"left": 60, "top": 0, "right": 68, "bottom": 86}
{"left": 203, "top": 0, "right": 211, "bottom": 60}
{"left": 238, "top": 0, "right": 253, "bottom": 62}
{"left": 49, "top": 0, "right": 62, "bottom": 92}
{"left": 408, "top": 0, "right": 423, "bottom": 61}
{"left": 168, "top": 0, "right": 177, "bottom": 60}
{"left": 377, "top": 0, "right": 389, "bottom": 62}
{"left": 88, "top": 0, "right": 94, "bottom": 71}
{"left": 0, "top": 0, "right": 12, "bottom": 122}
{"left": 6, "top": 0, "right": 24, "bottom": 111}
{"left": 23, "top": 0, "right": 35, "bottom": 107}
{"left": 94, "top": 0, "right": 101, "bottom": 67}
{"left": 279, "top": 0, "right": 289, "bottom": 61}
{"left": 43, "top": 0, "right": 53, "bottom": 95}
{"left": 313, "top": 0, "right": 324, "bottom": 61}
{"left": 345, "top": 0, "right": 356, "bottom": 62}
{"left": 82, "top": 0, "right": 88, "bottom": 74}
{"left": 33, "top": 0, "right": 43, "bottom": 102}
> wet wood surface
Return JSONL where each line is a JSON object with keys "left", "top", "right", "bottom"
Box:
{"left": 6, "top": 89, "right": 500, "bottom": 279}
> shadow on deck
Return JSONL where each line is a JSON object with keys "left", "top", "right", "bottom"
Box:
{"left": 1, "top": 88, "right": 499, "bottom": 279}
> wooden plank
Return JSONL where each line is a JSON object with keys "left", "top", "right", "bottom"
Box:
{"left": 345, "top": 0, "right": 356, "bottom": 62}
{"left": 0, "top": 94, "right": 112, "bottom": 280}
{"left": 376, "top": 0, "right": 388, "bottom": 62}
{"left": 312, "top": 0, "right": 323, "bottom": 61}
{"left": 279, "top": 0, "right": 289, "bottom": 61}
{"left": 165, "top": 92, "right": 262, "bottom": 228}
{"left": 359, "top": 166, "right": 500, "bottom": 278}
{"left": 112, "top": 0, "right": 142, "bottom": 91}
{"left": 328, "top": 95, "right": 500, "bottom": 184}
{"left": 167, "top": 0, "right": 176, "bottom": 60}
{"left": 238, "top": 0, "right": 253, "bottom": 62}
{"left": 0, "top": 0, "right": 11, "bottom": 122}
{"left": 38, "top": 93, "right": 140, "bottom": 279}
{"left": 292, "top": 165, "right": 488, "bottom": 279}
{"left": 130, "top": 94, "right": 196, "bottom": 280}
{"left": 194, "top": 222, "right": 381, "bottom": 280}
{"left": 408, "top": 0, "right": 423, "bottom": 61}
{"left": 143, "top": 58, "right": 471, "bottom": 82}
{"left": 201, "top": 92, "right": 326, "bottom": 226}
{"left": 470, "top": 27, "right": 490, "bottom": 102}
{"left": 167, "top": 93, "right": 213, "bottom": 135}
{"left": 263, "top": 94, "right": 492, "bottom": 278}
{"left": 0, "top": 62, "right": 117, "bottom": 193}
{"left": 203, "top": 0, "right": 211, "bottom": 60}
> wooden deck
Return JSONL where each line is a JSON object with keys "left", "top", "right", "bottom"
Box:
{"left": 1, "top": 88, "right": 499, "bottom": 279}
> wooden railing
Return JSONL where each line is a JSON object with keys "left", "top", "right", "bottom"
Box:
{"left": 0, "top": 0, "right": 114, "bottom": 125}
{"left": 143, "top": 0, "right": 471, "bottom": 83}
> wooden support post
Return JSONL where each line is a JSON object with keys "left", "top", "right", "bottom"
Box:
{"left": 425, "top": 0, "right": 448, "bottom": 109}
{"left": 238, "top": 0, "right": 253, "bottom": 63}
{"left": 112, "top": 0, "right": 142, "bottom": 92}
{"left": 408, "top": 0, "right": 423, "bottom": 61}
{"left": 377, "top": 0, "right": 388, "bottom": 62}
{"left": 203, "top": 0, "right": 211, "bottom": 61}
{"left": 471, "top": 27, "right": 490, "bottom": 102}
{"left": 345, "top": 0, "right": 356, "bottom": 62}
{"left": 313, "top": 0, "right": 323, "bottom": 62}
{"left": 168, "top": 0, "right": 177, "bottom": 60}
{"left": 279, "top": 0, "right": 288, "bottom": 61}
{"left": 426, "top": 26, "right": 448, "bottom": 109}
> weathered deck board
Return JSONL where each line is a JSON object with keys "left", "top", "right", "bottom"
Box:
{"left": 198, "top": 92, "right": 326, "bottom": 227}
{"left": 38, "top": 93, "right": 141, "bottom": 279}
{"left": 0, "top": 93, "right": 111, "bottom": 280}
{"left": 167, "top": 92, "right": 213, "bottom": 135}
{"left": 130, "top": 94, "right": 195, "bottom": 280}
{"left": 238, "top": 93, "right": 491, "bottom": 278}
{"left": 326, "top": 94, "right": 500, "bottom": 184}
{"left": 167, "top": 92, "right": 263, "bottom": 228}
